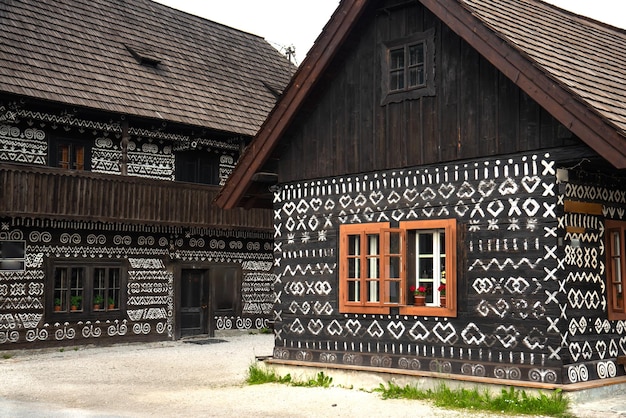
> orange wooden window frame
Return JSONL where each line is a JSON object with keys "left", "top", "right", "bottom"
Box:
{"left": 399, "top": 219, "right": 457, "bottom": 317}
{"left": 606, "top": 220, "right": 626, "bottom": 320}
{"left": 339, "top": 219, "right": 457, "bottom": 318}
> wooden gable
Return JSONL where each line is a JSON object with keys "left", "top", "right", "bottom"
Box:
{"left": 216, "top": 0, "right": 626, "bottom": 210}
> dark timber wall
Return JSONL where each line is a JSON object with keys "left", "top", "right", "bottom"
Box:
{"left": 276, "top": 0, "right": 579, "bottom": 184}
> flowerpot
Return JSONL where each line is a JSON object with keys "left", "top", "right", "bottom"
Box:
{"left": 70, "top": 306, "right": 78, "bottom": 311}
{"left": 440, "top": 296, "right": 446, "bottom": 307}
{"left": 414, "top": 295, "right": 426, "bottom": 306}
{"left": 94, "top": 304, "right": 100, "bottom": 310}
{"left": 108, "top": 304, "right": 115, "bottom": 310}
{"left": 54, "top": 306, "right": 61, "bottom": 312}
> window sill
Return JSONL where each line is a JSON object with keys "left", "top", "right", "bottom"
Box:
{"left": 340, "top": 303, "right": 457, "bottom": 317}
{"left": 400, "top": 305, "right": 456, "bottom": 317}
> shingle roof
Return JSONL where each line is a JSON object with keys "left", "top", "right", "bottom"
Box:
{"left": 460, "top": 0, "right": 626, "bottom": 137}
{"left": 0, "top": 0, "right": 295, "bottom": 137}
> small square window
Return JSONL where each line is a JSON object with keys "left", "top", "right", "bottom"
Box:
{"left": 381, "top": 30, "right": 435, "bottom": 105}
{"left": 0, "top": 241, "right": 25, "bottom": 271}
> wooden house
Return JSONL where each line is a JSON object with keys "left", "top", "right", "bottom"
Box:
{"left": 0, "top": 0, "right": 294, "bottom": 348}
{"left": 217, "top": 0, "right": 626, "bottom": 386}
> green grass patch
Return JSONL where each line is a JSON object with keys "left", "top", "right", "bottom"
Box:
{"left": 246, "top": 363, "right": 332, "bottom": 388}
{"left": 2, "top": 353, "right": 12, "bottom": 359}
{"left": 375, "top": 382, "right": 572, "bottom": 417}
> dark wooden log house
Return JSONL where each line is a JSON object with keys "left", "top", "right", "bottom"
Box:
{"left": 0, "top": 0, "right": 294, "bottom": 348}
{"left": 217, "top": 0, "right": 626, "bottom": 387}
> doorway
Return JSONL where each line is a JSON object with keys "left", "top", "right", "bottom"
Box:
{"left": 179, "top": 265, "right": 241, "bottom": 337}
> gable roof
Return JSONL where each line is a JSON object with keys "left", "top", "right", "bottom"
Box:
{"left": 216, "top": 0, "right": 626, "bottom": 209}
{"left": 0, "top": 0, "right": 295, "bottom": 137}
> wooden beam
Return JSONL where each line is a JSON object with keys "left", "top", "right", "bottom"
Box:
{"left": 564, "top": 200, "right": 604, "bottom": 215}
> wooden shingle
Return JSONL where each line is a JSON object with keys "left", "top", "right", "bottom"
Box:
{"left": 0, "top": 0, "right": 295, "bottom": 136}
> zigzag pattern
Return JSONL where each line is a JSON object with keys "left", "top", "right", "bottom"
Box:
{"left": 282, "top": 263, "right": 336, "bottom": 276}
{"left": 468, "top": 257, "right": 542, "bottom": 271}
{"left": 18, "top": 109, "right": 121, "bottom": 132}
{"left": 566, "top": 271, "right": 602, "bottom": 284}
{"left": 29, "top": 244, "right": 168, "bottom": 257}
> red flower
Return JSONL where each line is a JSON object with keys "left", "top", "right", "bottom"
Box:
{"left": 438, "top": 284, "right": 446, "bottom": 295}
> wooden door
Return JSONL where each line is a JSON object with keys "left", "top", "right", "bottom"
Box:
{"left": 210, "top": 265, "right": 240, "bottom": 334}
{"left": 180, "top": 269, "right": 209, "bottom": 336}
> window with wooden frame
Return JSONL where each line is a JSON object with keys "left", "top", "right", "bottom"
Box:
{"left": 50, "top": 138, "right": 89, "bottom": 171}
{"left": 50, "top": 261, "right": 125, "bottom": 318}
{"left": 606, "top": 220, "right": 626, "bottom": 320}
{"left": 381, "top": 29, "right": 435, "bottom": 105}
{"left": 339, "top": 219, "right": 457, "bottom": 317}
{"left": 175, "top": 151, "right": 220, "bottom": 185}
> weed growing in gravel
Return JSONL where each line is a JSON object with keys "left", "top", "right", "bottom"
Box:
{"left": 292, "top": 371, "right": 333, "bottom": 388}
{"left": 375, "top": 383, "right": 572, "bottom": 417}
{"left": 247, "top": 363, "right": 291, "bottom": 385}
{"left": 247, "top": 364, "right": 332, "bottom": 388}
{"left": 2, "top": 354, "right": 12, "bottom": 359}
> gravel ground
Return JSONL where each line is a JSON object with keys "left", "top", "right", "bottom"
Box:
{"left": 0, "top": 333, "right": 622, "bottom": 418}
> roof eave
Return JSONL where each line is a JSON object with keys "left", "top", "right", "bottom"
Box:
{"left": 422, "top": 0, "right": 626, "bottom": 169}
{"left": 215, "top": 0, "right": 369, "bottom": 209}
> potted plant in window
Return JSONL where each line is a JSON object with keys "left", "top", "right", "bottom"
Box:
{"left": 54, "top": 298, "right": 62, "bottom": 312}
{"left": 93, "top": 294, "right": 104, "bottom": 310}
{"left": 70, "top": 295, "right": 82, "bottom": 311}
{"left": 438, "top": 284, "right": 446, "bottom": 307}
{"left": 410, "top": 285, "right": 427, "bottom": 306}
{"left": 108, "top": 297, "right": 115, "bottom": 310}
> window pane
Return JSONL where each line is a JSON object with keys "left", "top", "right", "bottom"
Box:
{"left": 75, "top": 146, "right": 85, "bottom": 170}
{"left": 58, "top": 144, "right": 70, "bottom": 169}
{"left": 390, "top": 48, "right": 404, "bottom": 69}
{"left": 54, "top": 268, "right": 69, "bottom": 312}
{"left": 1, "top": 241, "right": 24, "bottom": 258}
{"left": 613, "top": 231, "right": 623, "bottom": 306}
{"left": 70, "top": 268, "right": 84, "bottom": 311}
{"left": 367, "top": 234, "right": 379, "bottom": 255}
{"left": 348, "top": 280, "right": 360, "bottom": 302}
{"left": 388, "top": 232, "right": 401, "bottom": 255}
{"left": 348, "top": 235, "right": 360, "bottom": 256}
{"left": 418, "top": 233, "right": 433, "bottom": 254}
{"left": 367, "top": 258, "right": 379, "bottom": 279}
{"left": 348, "top": 258, "right": 360, "bottom": 279}
{"left": 386, "top": 281, "right": 400, "bottom": 304}
{"left": 408, "top": 67, "right": 424, "bottom": 87}
{"left": 409, "top": 43, "right": 424, "bottom": 66}
{"left": 0, "top": 260, "right": 24, "bottom": 270}
{"left": 389, "top": 256, "right": 400, "bottom": 279}
{"left": 367, "top": 281, "right": 379, "bottom": 302}
{"left": 93, "top": 268, "right": 106, "bottom": 310}
{"left": 109, "top": 268, "right": 120, "bottom": 309}
{"left": 390, "top": 70, "right": 404, "bottom": 91}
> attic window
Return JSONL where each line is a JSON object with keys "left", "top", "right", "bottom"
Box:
{"left": 125, "top": 44, "right": 161, "bottom": 67}
{"left": 381, "top": 29, "right": 435, "bottom": 105}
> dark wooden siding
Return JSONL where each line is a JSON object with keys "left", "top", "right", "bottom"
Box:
{"left": 277, "top": 0, "right": 578, "bottom": 183}
{"left": 0, "top": 164, "right": 271, "bottom": 230}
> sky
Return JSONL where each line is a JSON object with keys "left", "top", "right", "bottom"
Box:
{"left": 154, "top": 0, "right": 625, "bottom": 65}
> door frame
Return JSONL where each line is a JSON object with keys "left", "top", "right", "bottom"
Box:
{"left": 173, "top": 261, "right": 242, "bottom": 339}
